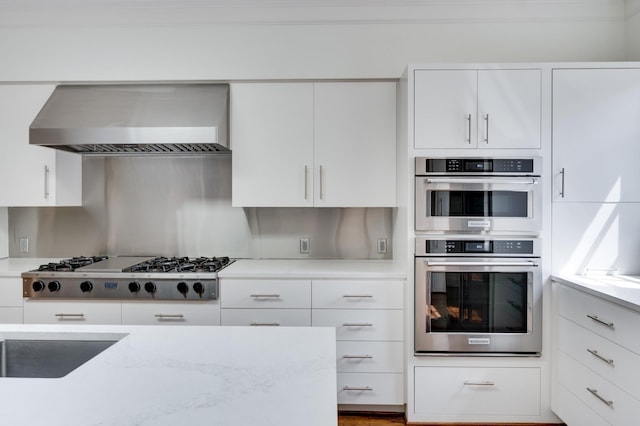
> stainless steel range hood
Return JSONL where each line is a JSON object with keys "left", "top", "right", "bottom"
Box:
{"left": 29, "top": 83, "right": 230, "bottom": 155}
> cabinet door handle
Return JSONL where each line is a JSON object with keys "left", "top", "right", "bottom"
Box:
{"left": 342, "top": 354, "right": 373, "bottom": 359}
{"left": 587, "top": 348, "right": 614, "bottom": 365}
{"left": 464, "top": 381, "right": 495, "bottom": 386}
{"left": 342, "top": 322, "right": 373, "bottom": 327}
{"left": 586, "top": 314, "right": 615, "bottom": 329}
{"left": 304, "top": 165, "right": 308, "bottom": 200}
{"left": 250, "top": 294, "right": 281, "bottom": 298}
{"left": 342, "top": 294, "right": 373, "bottom": 298}
{"left": 559, "top": 167, "right": 565, "bottom": 198}
{"left": 250, "top": 322, "right": 280, "bottom": 326}
{"left": 343, "top": 386, "right": 373, "bottom": 391}
{"left": 586, "top": 387, "right": 614, "bottom": 407}
{"left": 44, "top": 165, "right": 50, "bottom": 199}
{"left": 466, "top": 113, "right": 472, "bottom": 144}
{"left": 319, "top": 165, "right": 324, "bottom": 200}
{"left": 54, "top": 313, "right": 84, "bottom": 318}
{"left": 154, "top": 314, "right": 184, "bottom": 319}
{"left": 483, "top": 113, "right": 489, "bottom": 143}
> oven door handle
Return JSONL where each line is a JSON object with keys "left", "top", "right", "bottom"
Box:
{"left": 424, "top": 260, "right": 539, "bottom": 267}
{"left": 424, "top": 178, "right": 539, "bottom": 185}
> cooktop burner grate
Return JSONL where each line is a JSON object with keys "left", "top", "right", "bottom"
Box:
{"left": 37, "top": 256, "right": 109, "bottom": 272}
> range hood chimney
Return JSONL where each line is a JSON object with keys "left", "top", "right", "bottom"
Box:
{"left": 29, "top": 83, "right": 230, "bottom": 155}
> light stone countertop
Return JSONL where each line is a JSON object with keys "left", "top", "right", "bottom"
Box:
{"left": 0, "top": 257, "right": 60, "bottom": 277}
{"left": 219, "top": 259, "right": 406, "bottom": 279}
{"left": 552, "top": 274, "right": 640, "bottom": 313}
{"left": 0, "top": 324, "right": 337, "bottom": 426}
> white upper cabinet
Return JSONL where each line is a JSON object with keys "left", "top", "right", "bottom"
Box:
{"left": 231, "top": 81, "right": 396, "bottom": 207}
{"left": 553, "top": 68, "right": 640, "bottom": 202}
{"left": 414, "top": 69, "right": 541, "bottom": 149}
{"left": 0, "top": 85, "right": 82, "bottom": 206}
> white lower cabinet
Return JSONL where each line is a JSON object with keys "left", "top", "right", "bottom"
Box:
{"left": 23, "top": 299, "right": 122, "bottom": 324}
{"left": 221, "top": 309, "right": 311, "bottom": 327}
{"left": 414, "top": 366, "right": 541, "bottom": 417}
{"left": 338, "top": 373, "right": 404, "bottom": 405}
{"left": 0, "top": 277, "right": 23, "bottom": 324}
{"left": 553, "top": 283, "right": 640, "bottom": 426}
{"left": 122, "top": 301, "right": 220, "bottom": 325}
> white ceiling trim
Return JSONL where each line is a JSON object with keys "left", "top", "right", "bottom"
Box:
{"left": 0, "top": 0, "right": 625, "bottom": 28}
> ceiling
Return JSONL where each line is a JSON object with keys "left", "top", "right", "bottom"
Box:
{"left": 0, "top": 0, "right": 628, "bottom": 27}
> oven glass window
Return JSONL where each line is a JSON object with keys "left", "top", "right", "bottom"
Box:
{"left": 428, "top": 272, "right": 528, "bottom": 333}
{"left": 430, "top": 191, "right": 528, "bottom": 217}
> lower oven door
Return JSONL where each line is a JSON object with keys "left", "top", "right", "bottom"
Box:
{"left": 414, "top": 257, "right": 542, "bottom": 355}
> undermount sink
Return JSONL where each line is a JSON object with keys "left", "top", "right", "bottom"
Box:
{"left": 0, "top": 338, "right": 119, "bottom": 378}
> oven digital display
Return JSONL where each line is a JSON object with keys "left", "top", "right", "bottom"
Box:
{"left": 463, "top": 160, "right": 492, "bottom": 172}
{"left": 104, "top": 282, "right": 118, "bottom": 289}
{"left": 464, "top": 242, "right": 490, "bottom": 253}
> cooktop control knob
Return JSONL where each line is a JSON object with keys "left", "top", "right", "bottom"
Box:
{"left": 48, "top": 281, "right": 61, "bottom": 292}
{"left": 32, "top": 280, "right": 45, "bottom": 292}
{"left": 144, "top": 281, "right": 156, "bottom": 294}
{"left": 80, "top": 281, "right": 93, "bottom": 293}
{"left": 193, "top": 282, "right": 204, "bottom": 296}
{"left": 177, "top": 282, "right": 188, "bottom": 296}
{"left": 128, "top": 281, "right": 141, "bottom": 293}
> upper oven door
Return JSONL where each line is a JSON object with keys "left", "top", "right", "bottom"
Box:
{"left": 415, "top": 176, "right": 541, "bottom": 233}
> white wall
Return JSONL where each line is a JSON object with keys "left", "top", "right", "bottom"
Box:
{"left": 627, "top": 0, "right": 640, "bottom": 59}
{"left": 0, "top": 2, "right": 628, "bottom": 82}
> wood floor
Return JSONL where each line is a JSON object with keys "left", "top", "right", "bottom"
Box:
{"left": 338, "top": 412, "right": 565, "bottom": 426}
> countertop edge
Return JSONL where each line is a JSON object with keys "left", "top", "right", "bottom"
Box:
{"left": 552, "top": 274, "right": 640, "bottom": 313}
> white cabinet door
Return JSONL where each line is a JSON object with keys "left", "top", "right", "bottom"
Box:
{"left": 0, "top": 85, "right": 82, "bottom": 206}
{"left": 313, "top": 82, "right": 396, "bottom": 207}
{"left": 23, "top": 300, "right": 121, "bottom": 324}
{"left": 414, "top": 70, "right": 477, "bottom": 149}
{"left": 122, "top": 300, "right": 220, "bottom": 325}
{"left": 477, "top": 69, "right": 541, "bottom": 149}
{"left": 231, "top": 82, "right": 314, "bottom": 207}
{"left": 553, "top": 68, "right": 640, "bottom": 202}
{"left": 414, "top": 69, "right": 540, "bottom": 149}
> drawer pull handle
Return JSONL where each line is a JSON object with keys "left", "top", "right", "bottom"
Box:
{"left": 250, "top": 322, "right": 280, "bottom": 326}
{"left": 154, "top": 314, "right": 184, "bottom": 319}
{"left": 343, "top": 386, "right": 373, "bottom": 391}
{"left": 587, "top": 349, "right": 614, "bottom": 365}
{"left": 342, "top": 294, "right": 373, "bottom": 298}
{"left": 586, "top": 314, "right": 615, "bottom": 329}
{"left": 463, "top": 381, "right": 495, "bottom": 386}
{"left": 54, "top": 313, "right": 84, "bottom": 318}
{"left": 250, "top": 294, "right": 281, "bottom": 298}
{"left": 342, "top": 354, "right": 373, "bottom": 359}
{"left": 587, "top": 387, "right": 614, "bottom": 407}
{"left": 342, "top": 323, "right": 373, "bottom": 327}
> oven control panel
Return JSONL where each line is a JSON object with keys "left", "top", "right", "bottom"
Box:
{"left": 415, "top": 157, "right": 540, "bottom": 176}
{"left": 416, "top": 238, "right": 539, "bottom": 257}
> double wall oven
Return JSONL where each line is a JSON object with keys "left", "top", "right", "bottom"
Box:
{"left": 414, "top": 157, "right": 543, "bottom": 355}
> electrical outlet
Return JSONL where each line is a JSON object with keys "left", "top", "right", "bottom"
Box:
{"left": 377, "top": 238, "right": 387, "bottom": 254}
{"left": 300, "top": 238, "right": 310, "bottom": 254}
{"left": 19, "top": 238, "right": 29, "bottom": 253}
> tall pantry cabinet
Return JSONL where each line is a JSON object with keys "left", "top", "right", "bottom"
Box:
{"left": 0, "top": 84, "right": 82, "bottom": 206}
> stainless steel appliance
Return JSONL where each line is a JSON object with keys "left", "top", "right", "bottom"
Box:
{"left": 22, "top": 256, "right": 234, "bottom": 300}
{"left": 414, "top": 236, "right": 542, "bottom": 354}
{"left": 415, "top": 157, "right": 542, "bottom": 233}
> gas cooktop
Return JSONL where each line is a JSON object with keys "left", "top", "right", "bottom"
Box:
{"left": 22, "top": 256, "right": 234, "bottom": 300}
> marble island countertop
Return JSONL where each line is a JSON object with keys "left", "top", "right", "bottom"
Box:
{"left": 0, "top": 324, "right": 337, "bottom": 426}
{"left": 552, "top": 274, "right": 640, "bottom": 312}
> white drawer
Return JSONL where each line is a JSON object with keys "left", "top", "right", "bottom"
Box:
{"left": 0, "top": 277, "right": 23, "bottom": 306}
{"left": 559, "top": 316, "right": 640, "bottom": 400}
{"left": 221, "top": 279, "right": 311, "bottom": 309}
{"left": 122, "top": 300, "right": 220, "bottom": 325}
{"left": 555, "top": 385, "right": 609, "bottom": 426}
{"left": 414, "top": 366, "right": 540, "bottom": 416}
{"left": 0, "top": 307, "right": 23, "bottom": 324}
{"left": 23, "top": 300, "right": 121, "bottom": 324}
{"left": 559, "top": 285, "right": 640, "bottom": 354}
{"left": 558, "top": 351, "right": 640, "bottom": 425}
{"left": 221, "top": 308, "right": 311, "bottom": 327}
{"left": 336, "top": 341, "right": 403, "bottom": 373}
{"left": 338, "top": 373, "right": 404, "bottom": 405}
{"left": 312, "top": 309, "right": 403, "bottom": 341}
{"left": 312, "top": 280, "right": 403, "bottom": 309}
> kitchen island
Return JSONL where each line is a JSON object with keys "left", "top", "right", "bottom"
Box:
{"left": 0, "top": 324, "right": 337, "bottom": 426}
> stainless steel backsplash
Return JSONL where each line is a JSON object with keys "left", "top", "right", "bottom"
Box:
{"left": 8, "top": 156, "right": 393, "bottom": 259}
